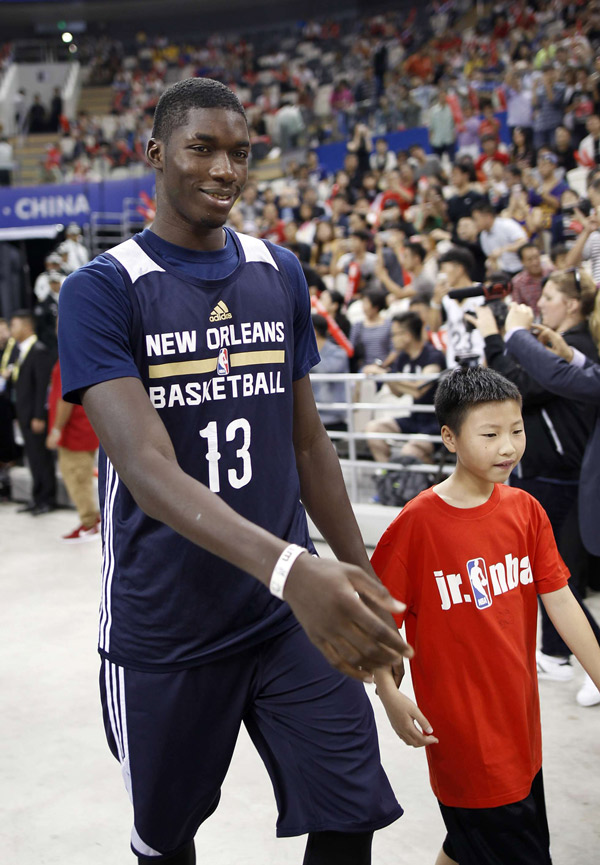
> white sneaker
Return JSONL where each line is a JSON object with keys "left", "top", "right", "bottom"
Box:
{"left": 576, "top": 674, "right": 600, "bottom": 707}
{"left": 536, "top": 651, "right": 574, "bottom": 681}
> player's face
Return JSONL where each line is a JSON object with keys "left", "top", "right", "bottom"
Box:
{"left": 443, "top": 400, "right": 525, "bottom": 487}
{"left": 149, "top": 107, "right": 250, "bottom": 238}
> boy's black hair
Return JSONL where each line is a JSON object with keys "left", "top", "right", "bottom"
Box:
{"left": 152, "top": 77, "right": 247, "bottom": 142}
{"left": 392, "top": 310, "right": 423, "bottom": 341}
{"left": 435, "top": 366, "right": 522, "bottom": 433}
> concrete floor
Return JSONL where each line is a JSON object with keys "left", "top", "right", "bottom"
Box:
{"left": 1, "top": 502, "right": 599, "bottom": 865}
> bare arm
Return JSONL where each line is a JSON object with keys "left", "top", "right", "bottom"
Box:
{"left": 82, "top": 375, "right": 412, "bottom": 680}
{"left": 46, "top": 398, "right": 74, "bottom": 449}
{"left": 541, "top": 586, "right": 600, "bottom": 692}
{"left": 386, "top": 362, "right": 441, "bottom": 399}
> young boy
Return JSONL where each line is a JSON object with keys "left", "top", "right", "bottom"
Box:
{"left": 372, "top": 366, "right": 600, "bottom": 865}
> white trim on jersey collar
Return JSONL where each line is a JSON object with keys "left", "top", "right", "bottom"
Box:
{"left": 109, "top": 238, "right": 166, "bottom": 284}
{"left": 236, "top": 232, "right": 279, "bottom": 270}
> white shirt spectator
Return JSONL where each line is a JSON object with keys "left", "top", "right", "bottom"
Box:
{"left": 63, "top": 237, "right": 90, "bottom": 271}
{"left": 479, "top": 217, "right": 528, "bottom": 274}
{"left": 441, "top": 295, "right": 486, "bottom": 369}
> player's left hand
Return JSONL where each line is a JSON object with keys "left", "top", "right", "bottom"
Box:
{"left": 505, "top": 302, "right": 534, "bottom": 332}
{"left": 283, "top": 555, "right": 413, "bottom": 683}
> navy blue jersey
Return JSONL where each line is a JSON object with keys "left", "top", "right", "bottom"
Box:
{"left": 58, "top": 229, "right": 320, "bottom": 671}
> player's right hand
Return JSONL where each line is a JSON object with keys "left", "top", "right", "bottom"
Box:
{"left": 283, "top": 556, "right": 413, "bottom": 683}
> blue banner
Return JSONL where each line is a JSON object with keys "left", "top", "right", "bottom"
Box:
{"left": 315, "top": 112, "right": 509, "bottom": 175}
{"left": 0, "top": 174, "right": 155, "bottom": 230}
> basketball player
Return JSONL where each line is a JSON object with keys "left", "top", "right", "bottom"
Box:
{"left": 58, "top": 78, "right": 409, "bottom": 865}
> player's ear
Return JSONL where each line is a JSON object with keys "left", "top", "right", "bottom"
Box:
{"left": 146, "top": 138, "right": 163, "bottom": 170}
{"left": 440, "top": 424, "right": 457, "bottom": 453}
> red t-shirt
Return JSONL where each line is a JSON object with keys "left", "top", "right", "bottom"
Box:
{"left": 371, "top": 484, "right": 569, "bottom": 809}
{"left": 48, "top": 361, "right": 99, "bottom": 451}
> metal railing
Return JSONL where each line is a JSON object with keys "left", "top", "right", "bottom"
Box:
{"left": 309, "top": 370, "right": 452, "bottom": 502}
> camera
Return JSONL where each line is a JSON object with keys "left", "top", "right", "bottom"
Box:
{"left": 448, "top": 276, "right": 512, "bottom": 333}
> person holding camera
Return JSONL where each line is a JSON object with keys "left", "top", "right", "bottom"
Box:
{"left": 430, "top": 247, "right": 486, "bottom": 369}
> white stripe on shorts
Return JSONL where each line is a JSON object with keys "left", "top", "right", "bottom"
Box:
{"left": 99, "top": 460, "right": 119, "bottom": 651}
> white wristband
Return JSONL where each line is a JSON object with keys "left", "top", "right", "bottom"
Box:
{"left": 269, "top": 544, "right": 307, "bottom": 599}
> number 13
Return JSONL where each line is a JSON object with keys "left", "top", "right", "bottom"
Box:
{"left": 199, "top": 419, "right": 252, "bottom": 492}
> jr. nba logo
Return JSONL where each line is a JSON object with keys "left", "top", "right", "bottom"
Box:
{"left": 217, "top": 347, "right": 230, "bottom": 375}
{"left": 466, "top": 558, "right": 493, "bottom": 609}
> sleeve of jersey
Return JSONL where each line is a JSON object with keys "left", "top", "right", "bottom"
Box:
{"left": 371, "top": 518, "right": 412, "bottom": 627}
{"left": 274, "top": 245, "right": 320, "bottom": 380}
{"left": 529, "top": 498, "right": 570, "bottom": 594}
{"left": 58, "top": 257, "right": 140, "bottom": 404}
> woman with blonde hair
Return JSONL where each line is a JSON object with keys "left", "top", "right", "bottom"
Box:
{"left": 501, "top": 269, "right": 600, "bottom": 707}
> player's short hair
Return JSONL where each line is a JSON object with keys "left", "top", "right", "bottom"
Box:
{"left": 438, "top": 246, "right": 475, "bottom": 279}
{"left": 435, "top": 366, "right": 522, "bottom": 433}
{"left": 392, "top": 310, "right": 423, "bottom": 340}
{"left": 152, "top": 77, "right": 247, "bottom": 142}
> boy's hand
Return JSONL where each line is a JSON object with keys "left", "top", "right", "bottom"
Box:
{"left": 382, "top": 688, "right": 439, "bottom": 748}
{"left": 375, "top": 669, "right": 438, "bottom": 747}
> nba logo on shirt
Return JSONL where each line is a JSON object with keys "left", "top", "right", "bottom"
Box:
{"left": 217, "top": 347, "right": 230, "bottom": 375}
{"left": 466, "top": 558, "right": 493, "bottom": 609}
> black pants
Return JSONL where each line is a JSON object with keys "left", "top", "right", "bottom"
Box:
{"left": 510, "top": 477, "right": 600, "bottom": 656}
{"left": 21, "top": 427, "right": 56, "bottom": 508}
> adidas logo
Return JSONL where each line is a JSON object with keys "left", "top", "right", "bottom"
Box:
{"left": 209, "top": 301, "right": 233, "bottom": 322}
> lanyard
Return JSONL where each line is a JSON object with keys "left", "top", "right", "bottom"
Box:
{"left": 12, "top": 336, "right": 37, "bottom": 382}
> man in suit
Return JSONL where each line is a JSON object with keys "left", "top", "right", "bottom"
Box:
{"left": 9, "top": 310, "right": 56, "bottom": 514}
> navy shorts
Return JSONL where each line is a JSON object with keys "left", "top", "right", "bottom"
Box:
{"left": 100, "top": 623, "right": 403, "bottom": 860}
{"left": 439, "top": 769, "right": 551, "bottom": 865}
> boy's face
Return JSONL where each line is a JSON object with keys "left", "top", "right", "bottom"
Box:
{"left": 442, "top": 400, "right": 525, "bottom": 486}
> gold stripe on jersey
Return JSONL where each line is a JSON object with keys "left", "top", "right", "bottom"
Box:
{"left": 230, "top": 350, "right": 285, "bottom": 368}
{"left": 148, "top": 358, "right": 218, "bottom": 378}
{"left": 148, "top": 349, "right": 285, "bottom": 379}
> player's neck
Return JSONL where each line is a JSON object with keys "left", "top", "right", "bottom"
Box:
{"left": 433, "top": 467, "right": 495, "bottom": 509}
{"left": 148, "top": 216, "right": 226, "bottom": 252}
